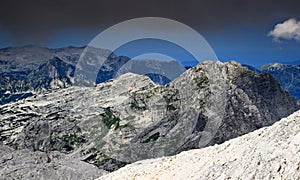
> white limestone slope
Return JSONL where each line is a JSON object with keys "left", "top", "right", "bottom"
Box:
{"left": 97, "top": 110, "right": 300, "bottom": 180}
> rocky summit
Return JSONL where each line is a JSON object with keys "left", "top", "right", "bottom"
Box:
{"left": 97, "top": 109, "right": 300, "bottom": 179}
{"left": 0, "top": 60, "right": 298, "bottom": 177}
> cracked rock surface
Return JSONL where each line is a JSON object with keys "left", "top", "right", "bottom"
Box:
{"left": 98, "top": 110, "right": 300, "bottom": 180}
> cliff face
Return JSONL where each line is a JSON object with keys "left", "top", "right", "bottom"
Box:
{"left": 1, "top": 61, "right": 298, "bottom": 174}
{"left": 97, "top": 110, "right": 300, "bottom": 180}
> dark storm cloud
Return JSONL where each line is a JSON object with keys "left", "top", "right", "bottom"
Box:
{"left": 0, "top": 0, "right": 300, "bottom": 42}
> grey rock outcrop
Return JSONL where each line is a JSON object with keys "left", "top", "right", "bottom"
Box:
{"left": 117, "top": 61, "right": 299, "bottom": 164}
{"left": 97, "top": 110, "right": 300, "bottom": 179}
{"left": 0, "top": 145, "right": 107, "bottom": 180}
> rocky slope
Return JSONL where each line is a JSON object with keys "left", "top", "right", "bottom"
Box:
{"left": 98, "top": 109, "right": 300, "bottom": 179}
{"left": 0, "top": 145, "right": 108, "bottom": 180}
{"left": 0, "top": 61, "right": 298, "bottom": 174}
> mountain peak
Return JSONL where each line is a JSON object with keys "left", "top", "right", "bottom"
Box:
{"left": 258, "top": 62, "right": 287, "bottom": 71}
{"left": 183, "top": 60, "right": 250, "bottom": 83}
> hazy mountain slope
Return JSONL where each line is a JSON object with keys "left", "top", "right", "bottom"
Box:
{"left": 115, "top": 59, "right": 186, "bottom": 85}
{"left": 1, "top": 61, "right": 298, "bottom": 172}
{"left": 0, "top": 46, "right": 84, "bottom": 104}
{"left": 97, "top": 110, "right": 300, "bottom": 180}
{"left": 0, "top": 45, "right": 82, "bottom": 74}
{"left": 258, "top": 63, "right": 300, "bottom": 100}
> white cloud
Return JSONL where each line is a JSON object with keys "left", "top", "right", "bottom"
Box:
{"left": 268, "top": 18, "right": 300, "bottom": 42}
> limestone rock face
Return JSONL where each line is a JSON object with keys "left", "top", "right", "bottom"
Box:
{"left": 97, "top": 110, "right": 300, "bottom": 180}
{"left": 0, "top": 145, "right": 107, "bottom": 180}
{"left": 0, "top": 61, "right": 299, "bottom": 173}
{"left": 165, "top": 61, "right": 298, "bottom": 147}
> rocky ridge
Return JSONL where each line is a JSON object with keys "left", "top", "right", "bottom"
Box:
{"left": 0, "top": 61, "right": 298, "bottom": 174}
{"left": 97, "top": 109, "right": 300, "bottom": 179}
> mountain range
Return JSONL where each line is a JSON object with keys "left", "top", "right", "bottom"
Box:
{"left": 1, "top": 46, "right": 300, "bottom": 106}
{"left": 1, "top": 60, "right": 299, "bottom": 177}
{"left": 0, "top": 46, "right": 186, "bottom": 105}
{"left": 0, "top": 46, "right": 300, "bottom": 178}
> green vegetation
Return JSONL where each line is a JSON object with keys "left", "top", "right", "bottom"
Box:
{"left": 130, "top": 101, "right": 146, "bottom": 111}
{"left": 7, "top": 143, "right": 19, "bottom": 150}
{"left": 100, "top": 108, "right": 134, "bottom": 131}
{"left": 60, "top": 133, "right": 87, "bottom": 151}
{"left": 199, "top": 99, "right": 206, "bottom": 109}
{"left": 129, "top": 92, "right": 147, "bottom": 111}
{"left": 196, "top": 75, "right": 209, "bottom": 89}
{"left": 239, "top": 71, "right": 253, "bottom": 78}
{"left": 229, "top": 70, "right": 253, "bottom": 82}
{"left": 83, "top": 150, "right": 127, "bottom": 171}
{"left": 163, "top": 90, "right": 179, "bottom": 111}
{"left": 166, "top": 104, "right": 176, "bottom": 111}
{"left": 62, "top": 134, "right": 86, "bottom": 144}
{"left": 98, "top": 84, "right": 112, "bottom": 91}
{"left": 83, "top": 151, "right": 110, "bottom": 166}
{"left": 123, "top": 115, "right": 136, "bottom": 121}
{"left": 100, "top": 108, "right": 121, "bottom": 130}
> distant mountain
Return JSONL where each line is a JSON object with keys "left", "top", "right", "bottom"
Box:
{"left": 257, "top": 63, "right": 300, "bottom": 100}
{"left": 115, "top": 59, "right": 186, "bottom": 85}
{"left": 242, "top": 63, "right": 300, "bottom": 100}
{"left": 1, "top": 61, "right": 298, "bottom": 173}
{"left": 144, "top": 73, "right": 172, "bottom": 85}
{"left": 95, "top": 58, "right": 185, "bottom": 85}
{"left": 0, "top": 46, "right": 186, "bottom": 104}
{"left": 0, "top": 45, "right": 82, "bottom": 72}
{"left": 0, "top": 46, "right": 84, "bottom": 104}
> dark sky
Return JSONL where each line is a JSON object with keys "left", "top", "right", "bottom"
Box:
{"left": 0, "top": 0, "right": 300, "bottom": 66}
{"left": 1, "top": 0, "right": 299, "bottom": 40}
